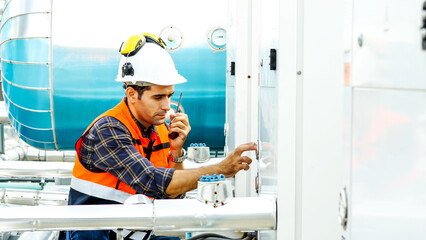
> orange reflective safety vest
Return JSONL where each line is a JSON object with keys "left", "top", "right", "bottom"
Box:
{"left": 70, "top": 98, "right": 171, "bottom": 203}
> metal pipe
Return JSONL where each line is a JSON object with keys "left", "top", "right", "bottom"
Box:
{"left": 0, "top": 197, "right": 276, "bottom": 232}
{"left": 0, "top": 146, "right": 25, "bottom": 161}
{"left": 0, "top": 161, "right": 73, "bottom": 177}
{"left": 0, "top": 177, "right": 55, "bottom": 183}
{"left": 0, "top": 188, "right": 69, "bottom": 206}
{"left": 0, "top": 183, "right": 43, "bottom": 190}
{"left": 154, "top": 197, "right": 276, "bottom": 232}
{"left": 24, "top": 147, "right": 76, "bottom": 162}
{"left": 0, "top": 125, "right": 4, "bottom": 154}
{"left": 0, "top": 146, "right": 76, "bottom": 162}
{"left": 0, "top": 204, "right": 154, "bottom": 232}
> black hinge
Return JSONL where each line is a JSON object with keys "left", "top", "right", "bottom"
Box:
{"left": 270, "top": 49, "right": 277, "bottom": 70}
{"left": 230, "top": 61, "right": 235, "bottom": 76}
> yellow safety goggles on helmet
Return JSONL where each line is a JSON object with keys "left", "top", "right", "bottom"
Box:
{"left": 119, "top": 33, "right": 166, "bottom": 57}
{"left": 119, "top": 33, "right": 166, "bottom": 77}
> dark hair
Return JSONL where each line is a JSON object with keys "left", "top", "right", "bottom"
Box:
{"left": 123, "top": 83, "right": 151, "bottom": 100}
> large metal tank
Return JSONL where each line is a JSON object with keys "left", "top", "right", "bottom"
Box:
{"left": 0, "top": 0, "right": 227, "bottom": 150}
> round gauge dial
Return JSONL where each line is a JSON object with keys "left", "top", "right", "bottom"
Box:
{"left": 208, "top": 27, "right": 226, "bottom": 51}
{"left": 159, "top": 26, "right": 183, "bottom": 51}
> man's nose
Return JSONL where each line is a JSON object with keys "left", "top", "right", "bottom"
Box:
{"left": 161, "top": 98, "right": 171, "bottom": 111}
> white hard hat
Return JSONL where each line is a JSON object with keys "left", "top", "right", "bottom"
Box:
{"left": 116, "top": 34, "right": 187, "bottom": 86}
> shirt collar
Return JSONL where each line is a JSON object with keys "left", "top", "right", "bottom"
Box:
{"left": 124, "top": 98, "right": 159, "bottom": 138}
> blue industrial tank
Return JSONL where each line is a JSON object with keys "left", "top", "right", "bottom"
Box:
{"left": 0, "top": 0, "right": 227, "bottom": 150}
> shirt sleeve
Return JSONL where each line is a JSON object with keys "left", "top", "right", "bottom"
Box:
{"left": 79, "top": 116, "right": 176, "bottom": 199}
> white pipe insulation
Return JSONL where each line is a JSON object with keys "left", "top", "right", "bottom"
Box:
{"left": 0, "top": 188, "right": 69, "bottom": 206}
{"left": 0, "top": 197, "right": 276, "bottom": 232}
{"left": 0, "top": 161, "right": 73, "bottom": 177}
{"left": 0, "top": 146, "right": 76, "bottom": 162}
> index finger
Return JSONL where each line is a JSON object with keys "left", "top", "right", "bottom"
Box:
{"left": 174, "top": 112, "right": 188, "bottom": 119}
{"left": 171, "top": 113, "right": 189, "bottom": 124}
{"left": 233, "top": 142, "right": 257, "bottom": 156}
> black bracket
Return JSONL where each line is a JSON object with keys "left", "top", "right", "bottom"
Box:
{"left": 230, "top": 61, "right": 235, "bottom": 76}
{"left": 269, "top": 49, "right": 277, "bottom": 70}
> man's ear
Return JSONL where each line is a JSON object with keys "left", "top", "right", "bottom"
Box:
{"left": 125, "top": 87, "right": 137, "bottom": 103}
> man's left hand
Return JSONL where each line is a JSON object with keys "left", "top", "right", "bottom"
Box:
{"left": 168, "top": 113, "right": 191, "bottom": 157}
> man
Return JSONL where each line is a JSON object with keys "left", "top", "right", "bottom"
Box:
{"left": 65, "top": 33, "right": 256, "bottom": 240}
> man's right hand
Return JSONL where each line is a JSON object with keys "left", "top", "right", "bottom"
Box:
{"left": 165, "top": 142, "right": 257, "bottom": 198}
{"left": 217, "top": 142, "right": 257, "bottom": 178}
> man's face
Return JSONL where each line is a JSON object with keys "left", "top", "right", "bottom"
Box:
{"left": 133, "top": 85, "right": 174, "bottom": 127}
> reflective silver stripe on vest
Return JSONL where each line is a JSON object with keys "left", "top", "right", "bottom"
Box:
{"left": 71, "top": 176, "right": 132, "bottom": 203}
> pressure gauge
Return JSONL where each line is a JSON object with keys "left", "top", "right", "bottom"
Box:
{"left": 159, "top": 26, "right": 183, "bottom": 52}
{"left": 207, "top": 26, "right": 226, "bottom": 51}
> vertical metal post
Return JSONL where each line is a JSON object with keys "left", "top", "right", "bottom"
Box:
{"left": 0, "top": 124, "right": 4, "bottom": 154}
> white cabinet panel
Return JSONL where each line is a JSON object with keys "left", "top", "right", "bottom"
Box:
{"left": 352, "top": 0, "right": 426, "bottom": 90}
{"left": 351, "top": 88, "right": 426, "bottom": 239}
